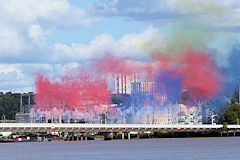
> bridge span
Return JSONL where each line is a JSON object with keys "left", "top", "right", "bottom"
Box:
{"left": 0, "top": 123, "right": 232, "bottom": 133}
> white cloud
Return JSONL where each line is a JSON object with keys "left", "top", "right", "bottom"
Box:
{"left": 0, "top": 0, "right": 99, "bottom": 58}
{"left": 51, "top": 26, "right": 164, "bottom": 62}
{"left": 118, "top": 26, "right": 164, "bottom": 53}
{"left": 0, "top": 0, "right": 69, "bottom": 23}
{"left": 28, "top": 24, "right": 50, "bottom": 46}
{"left": 92, "top": 0, "right": 240, "bottom": 31}
{"left": 0, "top": 63, "right": 85, "bottom": 93}
{"left": 0, "top": 25, "right": 165, "bottom": 92}
{"left": 0, "top": 24, "right": 27, "bottom": 55}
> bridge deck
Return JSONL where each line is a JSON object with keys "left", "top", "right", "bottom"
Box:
{"left": 0, "top": 123, "right": 228, "bottom": 133}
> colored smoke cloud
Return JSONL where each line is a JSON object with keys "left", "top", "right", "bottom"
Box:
{"left": 31, "top": 1, "right": 240, "bottom": 123}
{"left": 33, "top": 69, "right": 113, "bottom": 120}
{"left": 32, "top": 47, "right": 223, "bottom": 123}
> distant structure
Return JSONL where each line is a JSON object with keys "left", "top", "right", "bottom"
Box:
{"left": 135, "top": 104, "right": 202, "bottom": 125}
{"left": 114, "top": 74, "right": 204, "bottom": 125}
{"left": 114, "top": 73, "right": 138, "bottom": 94}
{"left": 20, "top": 92, "right": 34, "bottom": 113}
{"left": 176, "top": 104, "right": 202, "bottom": 125}
{"left": 15, "top": 92, "right": 34, "bottom": 123}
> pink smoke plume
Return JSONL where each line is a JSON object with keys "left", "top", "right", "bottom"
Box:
{"left": 179, "top": 49, "right": 221, "bottom": 99}
{"left": 33, "top": 68, "right": 113, "bottom": 119}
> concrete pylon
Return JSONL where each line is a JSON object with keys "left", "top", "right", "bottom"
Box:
{"left": 59, "top": 114, "right": 62, "bottom": 123}
{"left": 122, "top": 133, "right": 124, "bottom": 139}
{"left": 128, "top": 133, "right": 130, "bottom": 139}
{"left": 68, "top": 117, "right": 70, "bottom": 123}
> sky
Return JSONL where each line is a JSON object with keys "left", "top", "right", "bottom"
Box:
{"left": 0, "top": 0, "right": 240, "bottom": 93}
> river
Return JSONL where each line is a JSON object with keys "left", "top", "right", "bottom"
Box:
{"left": 1, "top": 137, "right": 240, "bottom": 160}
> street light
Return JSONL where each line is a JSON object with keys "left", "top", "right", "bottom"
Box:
{"left": 211, "top": 114, "right": 216, "bottom": 125}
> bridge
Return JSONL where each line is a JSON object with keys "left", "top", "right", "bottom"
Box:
{"left": 0, "top": 123, "right": 232, "bottom": 133}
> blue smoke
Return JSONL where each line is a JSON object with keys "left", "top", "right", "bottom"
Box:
{"left": 155, "top": 70, "right": 183, "bottom": 103}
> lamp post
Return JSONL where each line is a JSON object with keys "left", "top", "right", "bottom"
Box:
{"left": 211, "top": 114, "right": 215, "bottom": 125}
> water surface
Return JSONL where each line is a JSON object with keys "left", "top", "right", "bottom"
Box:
{"left": 1, "top": 137, "right": 240, "bottom": 160}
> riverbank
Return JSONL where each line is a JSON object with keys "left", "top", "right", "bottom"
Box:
{"left": 1, "top": 130, "right": 240, "bottom": 142}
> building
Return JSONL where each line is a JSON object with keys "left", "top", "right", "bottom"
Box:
{"left": 114, "top": 73, "right": 138, "bottom": 94}
{"left": 16, "top": 92, "right": 34, "bottom": 123}
{"left": 16, "top": 113, "right": 29, "bottom": 123}
{"left": 139, "top": 104, "right": 202, "bottom": 125}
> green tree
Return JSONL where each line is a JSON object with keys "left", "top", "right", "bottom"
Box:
{"left": 0, "top": 92, "right": 20, "bottom": 120}
{"left": 221, "top": 103, "right": 240, "bottom": 124}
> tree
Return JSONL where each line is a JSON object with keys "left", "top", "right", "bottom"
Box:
{"left": 221, "top": 103, "right": 240, "bottom": 124}
{"left": 0, "top": 92, "right": 20, "bottom": 120}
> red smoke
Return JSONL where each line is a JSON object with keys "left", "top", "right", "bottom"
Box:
{"left": 151, "top": 48, "right": 221, "bottom": 99}
{"left": 34, "top": 69, "right": 113, "bottom": 117}
{"left": 179, "top": 49, "right": 221, "bottom": 99}
{"left": 92, "top": 53, "right": 153, "bottom": 79}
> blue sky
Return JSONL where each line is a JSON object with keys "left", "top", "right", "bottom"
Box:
{"left": 47, "top": 16, "right": 150, "bottom": 45}
{"left": 0, "top": 0, "right": 239, "bottom": 93}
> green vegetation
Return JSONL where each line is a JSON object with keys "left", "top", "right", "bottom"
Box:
{"left": 219, "top": 90, "right": 240, "bottom": 125}
{"left": 0, "top": 92, "right": 20, "bottom": 120}
{"left": 221, "top": 103, "right": 240, "bottom": 124}
{"left": 10, "top": 132, "right": 34, "bottom": 137}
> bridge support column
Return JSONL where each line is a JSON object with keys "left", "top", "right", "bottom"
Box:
{"left": 81, "top": 137, "right": 83, "bottom": 141}
{"left": 128, "top": 133, "right": 130, "bottom": 140}
{"left": 111, "top": 132, "right": 114, "bottom": 140}
{"left": 77, "top": 133, "right": 79, "bottom": 141}
{"left": 122, "top": 133, "right": 124, "bottom": 139}
{"left": 85, "top": 136, "right": 88, "bottom": 141}
{"left": 59, "top": 114, "right": 62, "bottom": 124}
{"left": 137, "top": 132, "right": 140, "bottom": 139}
{"left": 67, "top": 134, "right": 70, "bottom": 141}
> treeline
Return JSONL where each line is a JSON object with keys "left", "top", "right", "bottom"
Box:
{"left": 220, "top": 91, "right": 240, "bottom": 124}
{"left": 0, "top": 92, "right": 20, "bottom": 120}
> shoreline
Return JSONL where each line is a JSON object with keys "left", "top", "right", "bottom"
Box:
{"left": 1, "top": 131, "right": 239, "bottom": 143}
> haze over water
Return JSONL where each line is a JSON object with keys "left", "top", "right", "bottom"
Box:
{"left": 1, "top": 137, "right": 240, "bottom": 160}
